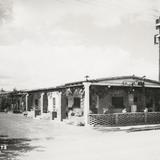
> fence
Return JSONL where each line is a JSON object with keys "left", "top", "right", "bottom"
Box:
{"left": 88, "top": 112, "right": 160, "bottom": 126}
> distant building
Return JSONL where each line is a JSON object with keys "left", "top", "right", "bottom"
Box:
{"left": 0, "top": 90, "right": 26, "bottom": 113}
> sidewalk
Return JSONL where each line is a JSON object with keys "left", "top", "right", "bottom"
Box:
{"left": 93, "top": 124, "right": 160, "bottom": 132}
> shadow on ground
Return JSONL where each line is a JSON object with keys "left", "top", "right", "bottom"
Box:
{"left": 0, "top": 135, "right": 44, "bottom": 160}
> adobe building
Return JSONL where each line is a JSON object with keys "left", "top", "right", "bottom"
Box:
{"left": 23, "top": 75, "right": 160, "bottom": 126}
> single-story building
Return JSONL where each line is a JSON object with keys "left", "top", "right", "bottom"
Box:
{"left": 23, "top": 75, "right": 160, "bottom": 126}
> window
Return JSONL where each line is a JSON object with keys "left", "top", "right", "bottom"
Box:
{"left": 112, "top": 97, "right": 124, "bottom": 108}
{"left": 73, "top": 97, "right": 80, "bottom": 108}
{"left": 35, "top": 99, "right": 39, "bottom": 106}
{"left": 53, "top": 97, "right": 56, "bottom": 109}
{"left": 134, "top": 97, "right": 138, "bottom": 103}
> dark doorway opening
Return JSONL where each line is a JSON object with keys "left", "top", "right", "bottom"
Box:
{"left": 112, "top": 97, "right": 124, "bottom": 108}
{"left": 73, "top": 97, "right": 80, "bottom": 108}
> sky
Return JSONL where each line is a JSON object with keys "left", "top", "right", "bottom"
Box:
{"left": 0, "top": 0, "right": 160, "bottom": 90}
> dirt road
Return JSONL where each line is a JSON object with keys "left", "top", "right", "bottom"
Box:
{"left": 0, "top": 113, "right": 160, "bottom": 160}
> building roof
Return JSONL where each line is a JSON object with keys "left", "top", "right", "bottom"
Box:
{"left": 5, "top": 75, "right": 160, "bottom": 94}
{"left": 65, "top": 75, "right": 160, "bottom": 86}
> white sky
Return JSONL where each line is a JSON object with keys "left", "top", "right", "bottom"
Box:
{"left": 0, "top": 0, "right": 160, "bottom": 90}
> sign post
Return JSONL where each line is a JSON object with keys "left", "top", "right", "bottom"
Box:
{"left": 154, "top": 17, "right": 160, "bottom": 81}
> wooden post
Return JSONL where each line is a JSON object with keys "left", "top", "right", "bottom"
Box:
{"left": 144, "top": 112, "right": 147, "bottom": 124}
{"left": 142, "top": 86, "right": 146, "bottom": 109}
{"left": 96, "top": 95, "right": 99, "bottom": 112}
{"left": 153, "top": 95, "right": 156, "bottom": 112}
{"left": 83, "top": 82, "right": 91, "bottom": 126}
{"left": 115, "top": 114, "right": 119, "bottom": 125}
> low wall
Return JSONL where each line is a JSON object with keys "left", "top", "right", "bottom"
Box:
{"left": 88, "top": 112, "right": 160, "bottom": 126}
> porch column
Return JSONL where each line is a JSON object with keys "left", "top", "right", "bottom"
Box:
{"left": 96, "top": 95, "right": 99, "bottom": 113}
{"left": 128, "top": 93, "right": 136, "bottom": 112}
{"left": 128, "top": 94, "right": 134, "bottom": 105}
{"left": 40, "top": 93, "right": 44, "bottom": 115}
{"left": 142, "top": 87, "right": 146, "bottom": 109}
{"left": 83, "top": 82, "right": 91, "bottom": 125}
{"left": 19, "top": 96, "right": 22, "bottom": 112}
{"left": 25, "top": 94, "right": 29, "bottom": 111}
{"left": 152, "top": 96, "right": 156, "bottom": 112}
{"left": 58, "top": 92, "right": 62, "bottom": 121}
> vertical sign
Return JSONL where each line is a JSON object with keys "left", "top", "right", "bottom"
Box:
{"left": 155, "top": 17, "right": 160, "bottom": 81}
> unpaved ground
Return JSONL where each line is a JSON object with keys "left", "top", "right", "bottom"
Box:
{"left": 0, "top": 113, "right": 160, "bottom": 160}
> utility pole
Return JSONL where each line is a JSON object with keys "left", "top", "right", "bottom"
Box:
{"left": 154, "top": 17, "right": 160, "bottom": 81}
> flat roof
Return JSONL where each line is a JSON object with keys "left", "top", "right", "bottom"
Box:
{"left": 4, "top": 75, "right": 160, "bottom": 93}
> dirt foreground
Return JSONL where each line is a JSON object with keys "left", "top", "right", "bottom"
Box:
{"left": 0, "top": 113, "right": 160, "bottom": 160}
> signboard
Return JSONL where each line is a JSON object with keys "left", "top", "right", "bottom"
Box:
{"left": 122, "top": 81, "right": 145, "bottom": 87}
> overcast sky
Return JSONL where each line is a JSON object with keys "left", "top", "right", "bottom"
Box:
{"left": 0, "top": 0, "right": 160, "bottom": 90}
